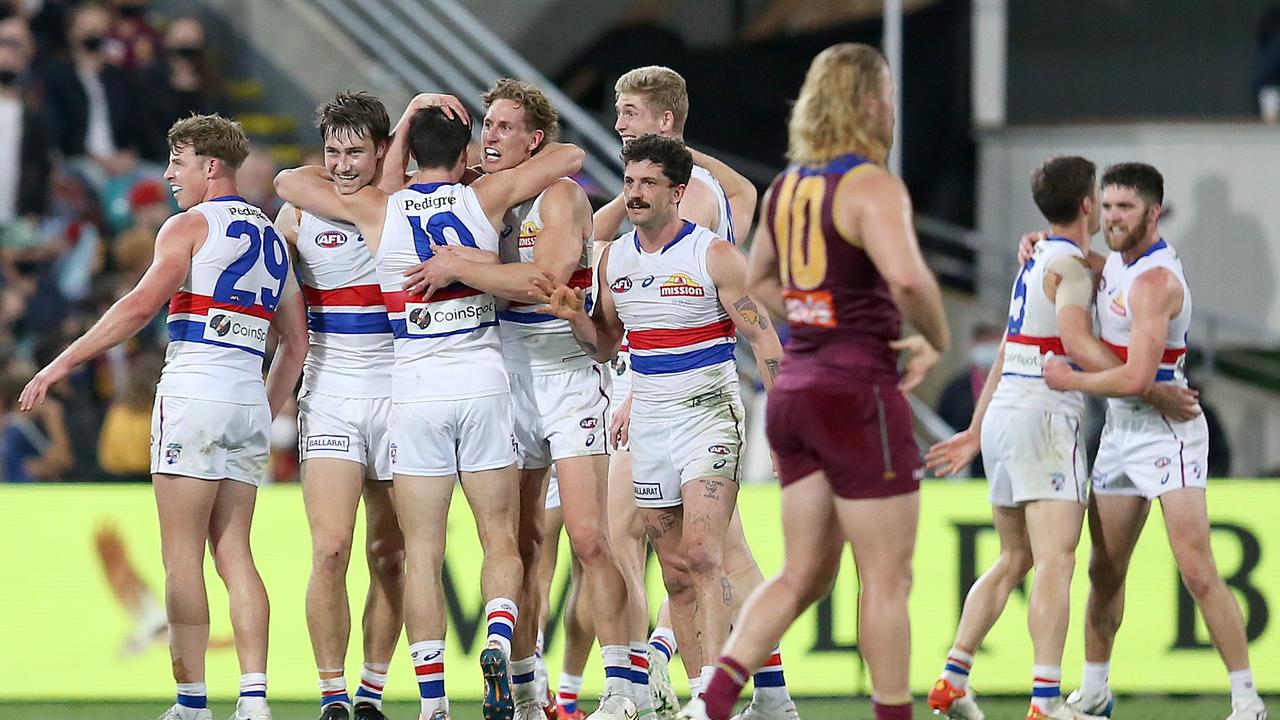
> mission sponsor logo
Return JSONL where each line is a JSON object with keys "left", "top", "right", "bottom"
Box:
{"left": 660, "top": 273, "right": 705, "bottom": 297}
{"left": 518, "top": 221, "right": 539, "bottom": 249}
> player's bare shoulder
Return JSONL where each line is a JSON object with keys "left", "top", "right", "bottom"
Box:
{"left": 1130, "top": 264, "right": 1185, "bottom": 316}
{"left": 156, "top": 207, "right": 209, "bottom": 256}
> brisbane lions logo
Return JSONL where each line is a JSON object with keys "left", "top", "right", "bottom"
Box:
{"left": 409, "top": 307, "right": 432, "bottom": 329}
{"left": 209, "top": 314, "right": 232, "bottom": 336}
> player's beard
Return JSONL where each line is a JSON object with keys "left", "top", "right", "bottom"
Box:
{"left": 1107, "top": 212, "right": 1150, "bottom": 253}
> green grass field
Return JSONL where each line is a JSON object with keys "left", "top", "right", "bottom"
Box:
{"left": 1, "top": 697, "right": 1268, "bottom": 720}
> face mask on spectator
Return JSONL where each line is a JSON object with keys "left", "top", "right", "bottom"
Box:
{"left": 81, "top": 35, "right": 105, "bottom": 52}
{"left": 969, "top": 342, "right": 1000, "bottom": 370}
{"left": 0, "top": 69, "right": 16, "bottom": 86}
{"left": 170, "top": 45, "right": 202, "bottom": 60}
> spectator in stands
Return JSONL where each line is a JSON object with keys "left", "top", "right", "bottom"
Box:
{"left": 1254, "top": 3, "right": 1280, "bottom": 121}
{"left": 937, "top": 322, "right": 1003, "bottom": 477}
{"left": 236, "top": 149, "right": 281, "bottom": 217}
{"left": 0, "top": 20, "right": 51, "bottom": 228}
{"left": 111, "top": 178, "right": 168, "bottom": 281}
{"left": 0, "top": 16, "right": 36, "bottom": 87}
{"left": 138, "top": 15, "right": 225, "bottom": 163}
{"left": 41, "top": 2, "right": 140, "bottom": 184}
{"left": 105, "top": 0, "right": 159, "bottom": 72}
{"left": 97, "top": 351, "right": 160, "bottom": 481}
{"left": 1, "top": 366, "right": 73, "bottom": 482}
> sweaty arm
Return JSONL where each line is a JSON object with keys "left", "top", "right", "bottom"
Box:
{"left": 274, "top": 166, "right": 388, "bottom": 254}
{"left": 1045, "top": 254, "right": 1117, "bottom": 372}
{"left": 1048, "top": 268, "right": 1182, "bottom": 397}
{"left": 745, "top": 187, "right": 785, "bottom": 322}
{"left": 19, "top": 212, "right": 202, "bottom": 409}
{"left": 472, "top": 143, "right": 586, "bottom": 230}
{"left": 534, "top": 243, "right": 625, "bottom": 362}
{"left": 430, "top": 180, "right": 591, "bottom": 302}
{"left": 688, "top": 147, "right": 758, "bottom": 237}
{"left": 264, "top": 273, "right": 308, "bottom": 419}
{"left": 853, "top": 168, "right": 949, "bottom": 354}
{"left": 710, "top": 239, "right": 785, "bottom": 391}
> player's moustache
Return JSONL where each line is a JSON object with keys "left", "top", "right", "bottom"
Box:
{"left": 626, "top": 200, "right": 650, "bottom": 209}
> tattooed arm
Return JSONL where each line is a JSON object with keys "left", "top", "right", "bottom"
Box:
{"left": 709, "top": 238, "right": 784, "bottom": 392}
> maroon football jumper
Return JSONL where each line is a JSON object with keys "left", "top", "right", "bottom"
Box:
{"left": 763, "top": 152, "right": 921, "bottom": 499}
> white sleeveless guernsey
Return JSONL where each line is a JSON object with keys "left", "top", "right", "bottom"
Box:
{"left": 295, "top": 211, "right": 393, "bottom": 398}
{"left": 160, "top": 195, "right": 289, "bottom": 403}
{"left": 1097, "top": 239, "right": 1192, "bottom": 413}
{"left": 497, "top": 184, "right": 595, "bottom": 375}
{"left": 992, "top": 235, "right": 1087, "bottom": 414}
{"left": 606, "top": 222, "right": 736, "bottom": 406}
{"left": 689, "top": 164, "right": 735, "bottom": 244}
{"left": 375, "top": 182, "right": 505, "bottom": 402}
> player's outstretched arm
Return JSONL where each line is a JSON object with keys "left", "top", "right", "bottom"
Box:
{"left": 530, "top": 245, "right": 624, "bottom": 361}
{"left": 472, "top": 143, "right": 586, "bottom": 229}
{"left": 925, "top": 337, "right": 1005, "bottom": 477}
{"left": 406, "top": 179, "right": 591, "bottom": 302}
{"left": 274, "top": 166, "right": 388, "bottom": 254}
{"left": 265, "top": 275, "right": 308, "bottom": 419}
{"left": 745, "top": 188, "right": 784, "bottom": 321}
{"left": 19, "top": 212, "right": 202, "bottom": 410}
{"left": 688, "top": 147, "right": 758, "bottom": 237}
{"left": 710, "top": 239, "right": 784, "bottom": 392}
{"left": 1044, "top": 268, "right": 1182, "bottom": 398}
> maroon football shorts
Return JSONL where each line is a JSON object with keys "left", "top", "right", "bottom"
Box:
{"left": 765, "top": 381, "right": 921, "bottom": 500}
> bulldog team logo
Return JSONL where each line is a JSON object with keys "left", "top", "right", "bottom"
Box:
{"left": 208, "top": 314, "right": 232, "bottom": 336}
{"left": 660, "top": 273, "right": 705, "bottom": 297}
{"left": 1109, "top": 290, "right": 1128, "bottom": 318}
{"left": 518, "top": 221, "right": 539, "bottom": 248}
{"left": 315, "top": 231, "right": 347, "bottom": 248}
{"left": 165, "top": 442, "right": 182, "bottom": 465}
{"left": 409, "top": 307, "right": 432, "bottom": 329}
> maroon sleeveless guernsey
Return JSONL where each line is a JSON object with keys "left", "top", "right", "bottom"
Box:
{"left": 764, "top": 153, "right": 902, "bottom": 386}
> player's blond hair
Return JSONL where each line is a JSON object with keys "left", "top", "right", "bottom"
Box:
{"left": 787, "top": 43, "right": 889, "bottom": 165}
{"left": 482, "top": 78, "right": 559, "bottom": 151}
{"left": 614, "top": 66, "right": 689, "bottom": 134}
{"left": 167, "top": 113, "right": 250, "bottom": 169}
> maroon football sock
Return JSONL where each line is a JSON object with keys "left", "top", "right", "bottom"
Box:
{"left": 701, "top": 656, "right": 751, "bottom": 720}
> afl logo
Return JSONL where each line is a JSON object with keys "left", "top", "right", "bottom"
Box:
{"left": 209, "top": 314, "right": 232, "bottom": 336}
{"left": 579, "top": 417, "right": 598, "bottom": 430}
{"left": 409, "top": 307, "right": 432, "bottom": 329}
{"left": 611, "top": 277, "right": 633, "bottom": 293}
{"left": 315, "top": 231, "right": 347, "bottom": 248}
{"left": 708, "top": 444, "right": 730, "bottom": 455}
